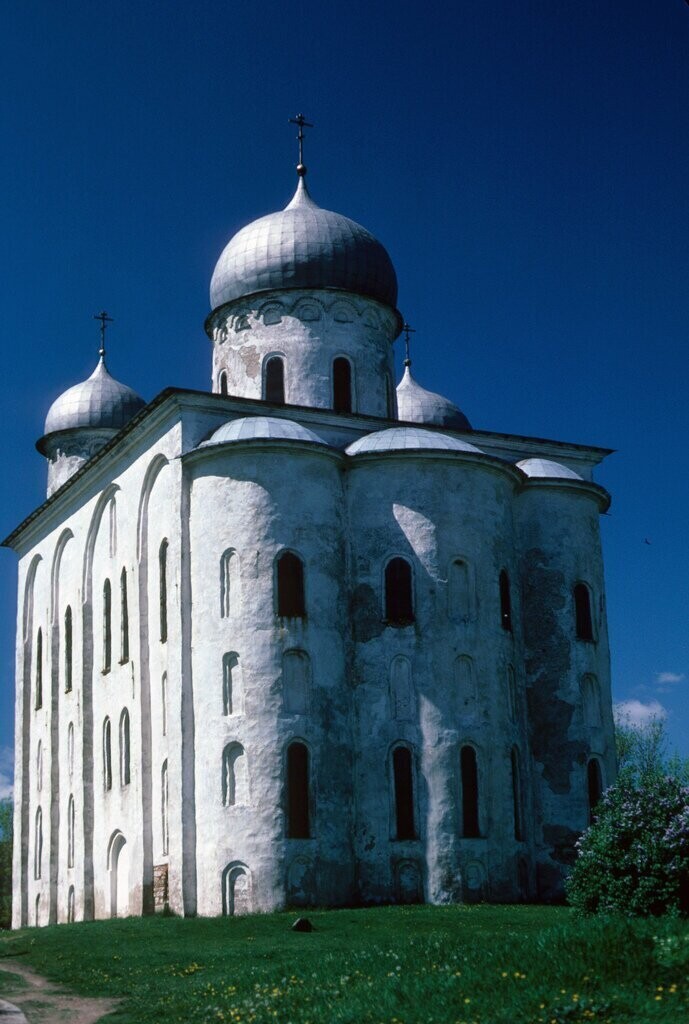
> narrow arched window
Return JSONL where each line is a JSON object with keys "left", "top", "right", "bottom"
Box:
{"left": 103, "top": 717, "right": 112, "bottom": 791}
{"left": 35, "top": 627, "right": 43, "bottom": 709}
{"left": 34, "top": 806, "right": 43, "bottom": 880}
{"left": 102, "top": 579, "right": 112, "bottom": 672}
{"left": 385, "top": 558, "right": 414, "bottom": 624}
{"left": 120, "top": 709, "right": 130, "bottom": 787}
{"left": 64, "top": 605, "right": 73, "bottom": 692}
{"left": 587, "top": 758, "right": 603, "bottom": 823}
{"left": 574, "top": 583, "right": 594, "bottom": 641}
{"left": 499, "top": 570, "right": 512, "bottom": 632}
{"left": 36, "top": 740, "right": 43, "bottom": 792}
{"left": 161, "top": 673, "right": 168, "bottom": 737}
{"left": 392, "top": 746, "right": 416, "bottom": 840}
{"left": 159, "top": 539, "right": 168, "bottom": 643}
{"left": 511, "top": 747, "right": 523, "bottom": 841}
{"left": 333, "top": 357, "right": 353, "bottom": 413}
{"left": 222, "top": 652, "right": 242, "bottom": 716}
{"left": 120, "top": 568, "right": 129, "bottom": 663}
{"left": 161, "top": 760, "right": 169, "bottom": 855}
{"left": 67, "top": 885, "right": 75, "bottom": 923}
{"left": 220, "top": 548, "right": 234, "bottom": 618}
{"left": 222, "top": 742, "right": 248, "bottom": 807}
{"left": 460, "top": 746, "right": 480, "bottom": 838}
{"left": 277, "top": 551, "right": 306, "bottom": 618}
{"left": 67, "top": 794, "right": 75, "bottom": 868}
{"left": 264, "top": 356, "right": 285, "bottom": 404}
{"left": 219, "top": 371, "right": 228, "bottom": 396}
{"left": 286, "top": 741, "right": 310, "bottom": 838}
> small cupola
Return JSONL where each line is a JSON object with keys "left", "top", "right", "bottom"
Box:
{"left": 37, "top": 314, "right": 146, "bottom": 496}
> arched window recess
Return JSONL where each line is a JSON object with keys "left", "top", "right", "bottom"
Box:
{"left": 276, "top": 551, "right": 306, "bottom": 618}
{"left": 264, "top": 355, "right": 285, "bottom": 404}
{"left": 332, "top": 356, "right": 353, "bottom": 414}
{"left": 574, "top": 582, "right": 594, "bottom": 641}
{"left": 391, "top": 744, "right": 417, "bottom": 840}
{"left": 384, "top": 557, "right": 414, "bottom": 626}
{"left": 286, "top": 740, "right": 310, "bottom": 839}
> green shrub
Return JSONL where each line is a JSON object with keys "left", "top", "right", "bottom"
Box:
{"left": 566, "top": 772, "right": 689, "bottom": 916}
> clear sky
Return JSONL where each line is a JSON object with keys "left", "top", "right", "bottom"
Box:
{"left": 1, "top": 0, "right": 688, "bottom": 796}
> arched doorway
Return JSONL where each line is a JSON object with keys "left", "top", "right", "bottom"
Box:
{"left": 108, "top": 831, "right": 129, "bottom": 918}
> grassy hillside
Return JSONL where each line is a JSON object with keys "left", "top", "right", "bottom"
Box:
{"left": 1, "top": 905, "right": 688, "bottom": 1023}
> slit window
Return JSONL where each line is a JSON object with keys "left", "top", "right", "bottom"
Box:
{"left": 120, "top": 568, "right": 129, "bottom": 663}
{"left": 103, "top": 717, "right": 112, "bottom": 791}
{"left": 67, "top": 794, "right": 75, "bottom": 868}
{"left": 120, "top": 709, "right": 130, "bottom": 787}
{"left": 499, "top": 570, "right": 512, "bottom": 632}
{"left": 162, "top": 760, "right": 169, "bottom": 855}
{"left": 574, "top": 583, "right": 594, "bottom": 641}
{"left": 264, "top": 356, "right": 285, "bottom": 404}
{"left": 34, "top": 807, "right": 43, "bottom": 880}
{"left": 219, "top": 371, "right": 228, "bottom": 395}
{"left": 35, "top": 627, "right": 43, "bottom": 709}
{"left": 511, "top": 747, "right": 523, "bottom": 841}
{"left": 587, "top": 758, "right": 603, "bottom": 823}
{"left": 385, "top": 558, "right": 414, "bottom": 624}
{"left": 64, "top": 605, "right": 73, "bottom": 692}
{"left": 277, "top": 552, "right": 305, "bottom": 618}
{"left": 333, "top": 357, "right": 353, "bottom": 413}
{"left": 286, "top": 741, "right": 310, "bottom": 838}
{"left": 159, "top": 540, "right": 168, "bottom": 643}
{"left": 460, "top": 746, "right": 480, "bottom": 837}
{"left": 102, "top": 579, "right": 112, "bottom": 672}
{"left": 392, "top": 746, "right": 416, "bottom": 839}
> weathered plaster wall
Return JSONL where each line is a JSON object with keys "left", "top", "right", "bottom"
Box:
{"left": 207, "top": 289, "right": 399, "bottom": 418}
{"left": 516, "top": 484, "right": 615, "bottom": 899}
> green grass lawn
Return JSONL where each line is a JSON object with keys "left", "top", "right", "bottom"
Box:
{"left": 1, "top": 905, "right": 688, "bottom": 1023}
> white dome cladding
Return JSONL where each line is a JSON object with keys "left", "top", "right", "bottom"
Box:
{"left": 517, "top": 458, "right": 583, "bottom": 480}
{"left": 210, "top": 176, "right": 398, "bottom": 311}
{"left": 396, "top": 366, "right": 471, "bottom": 430}
{"left": 202, "top": 416, "right": 328, "bottom": 447}
{"left": 346, "top": 426, "right": 484, "bottom": 456}
{"left": 44, "top": 358, "right": 146, "bottom": 436}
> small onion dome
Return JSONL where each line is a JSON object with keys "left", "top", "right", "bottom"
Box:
{"left": 517, "top": 458, "right": 583, "bottom": 481}
{"left": 202, "top": 415, "right": 328, "bottom": 447}
{"left": 210, "top": 176, "right": 398, "bottom": 311}
{"left": 396, "top": 365, "right": 471, "bottom": 431}
{"left": 43, "top": 357, "right": 145, "bottom": 437}
{"left": 346, "top": 426, "right": 484, "bottom": 457}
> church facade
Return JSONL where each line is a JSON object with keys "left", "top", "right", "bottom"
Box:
{"left": 5, "top": 153, "right": 616, "bottom": 928}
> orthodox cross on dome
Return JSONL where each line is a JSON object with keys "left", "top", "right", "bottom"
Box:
{"left": 289, "top": 113, "right": 314, "bottom": 176}
{"left": 94, "top": 310, "right": 113, "bottom": 360}
{"left": 402, "top": 322, "right": 416, "bottom": 367}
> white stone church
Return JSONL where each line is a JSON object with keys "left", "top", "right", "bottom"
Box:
{"left": 5, "top": 141, "right": 616, "bottom": 927}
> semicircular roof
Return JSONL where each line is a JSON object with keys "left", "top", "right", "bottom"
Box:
{"left": 202, "top": 415, "right": 328, "bottom": 447}
{"left": 44, "top": 358, "right": 146, "bottom": 436}
{"left": 210, "top": 176, "right": 398, "bottom": 311}
{"left": 396, "top": 366, "right": 471, "bottom": 431}
{"left": 517, "top": 458, "right": 583, "bottom": 480}
{"left": 346, "top": 426, "right": 485, "bottom": 457}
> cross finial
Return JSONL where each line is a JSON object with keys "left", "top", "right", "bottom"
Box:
{"left": 289, "top": 113, "right": 314, "bottom": 177}
{"left": 402, "top": 322, "right": 416, "bottom": 367}
{"left": 94, "top": 310, "right": 113, "bottom": 359}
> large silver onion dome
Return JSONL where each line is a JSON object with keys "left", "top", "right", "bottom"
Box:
{"left": 210, "top": 175, "right": 398, "bottom": 311}
{"left": 396, "top": 365, "right": 471, "bottom": 431}
{"left": 43, "top": 357, "right": 146, "bottom": 436}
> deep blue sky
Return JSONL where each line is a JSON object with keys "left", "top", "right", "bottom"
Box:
{"left": 1, "top": 0, "right": 688, "bottom": 791}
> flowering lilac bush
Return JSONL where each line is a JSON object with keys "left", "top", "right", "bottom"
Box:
{"left": 566, "top": 772, "right": 689, "bottom": 916}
